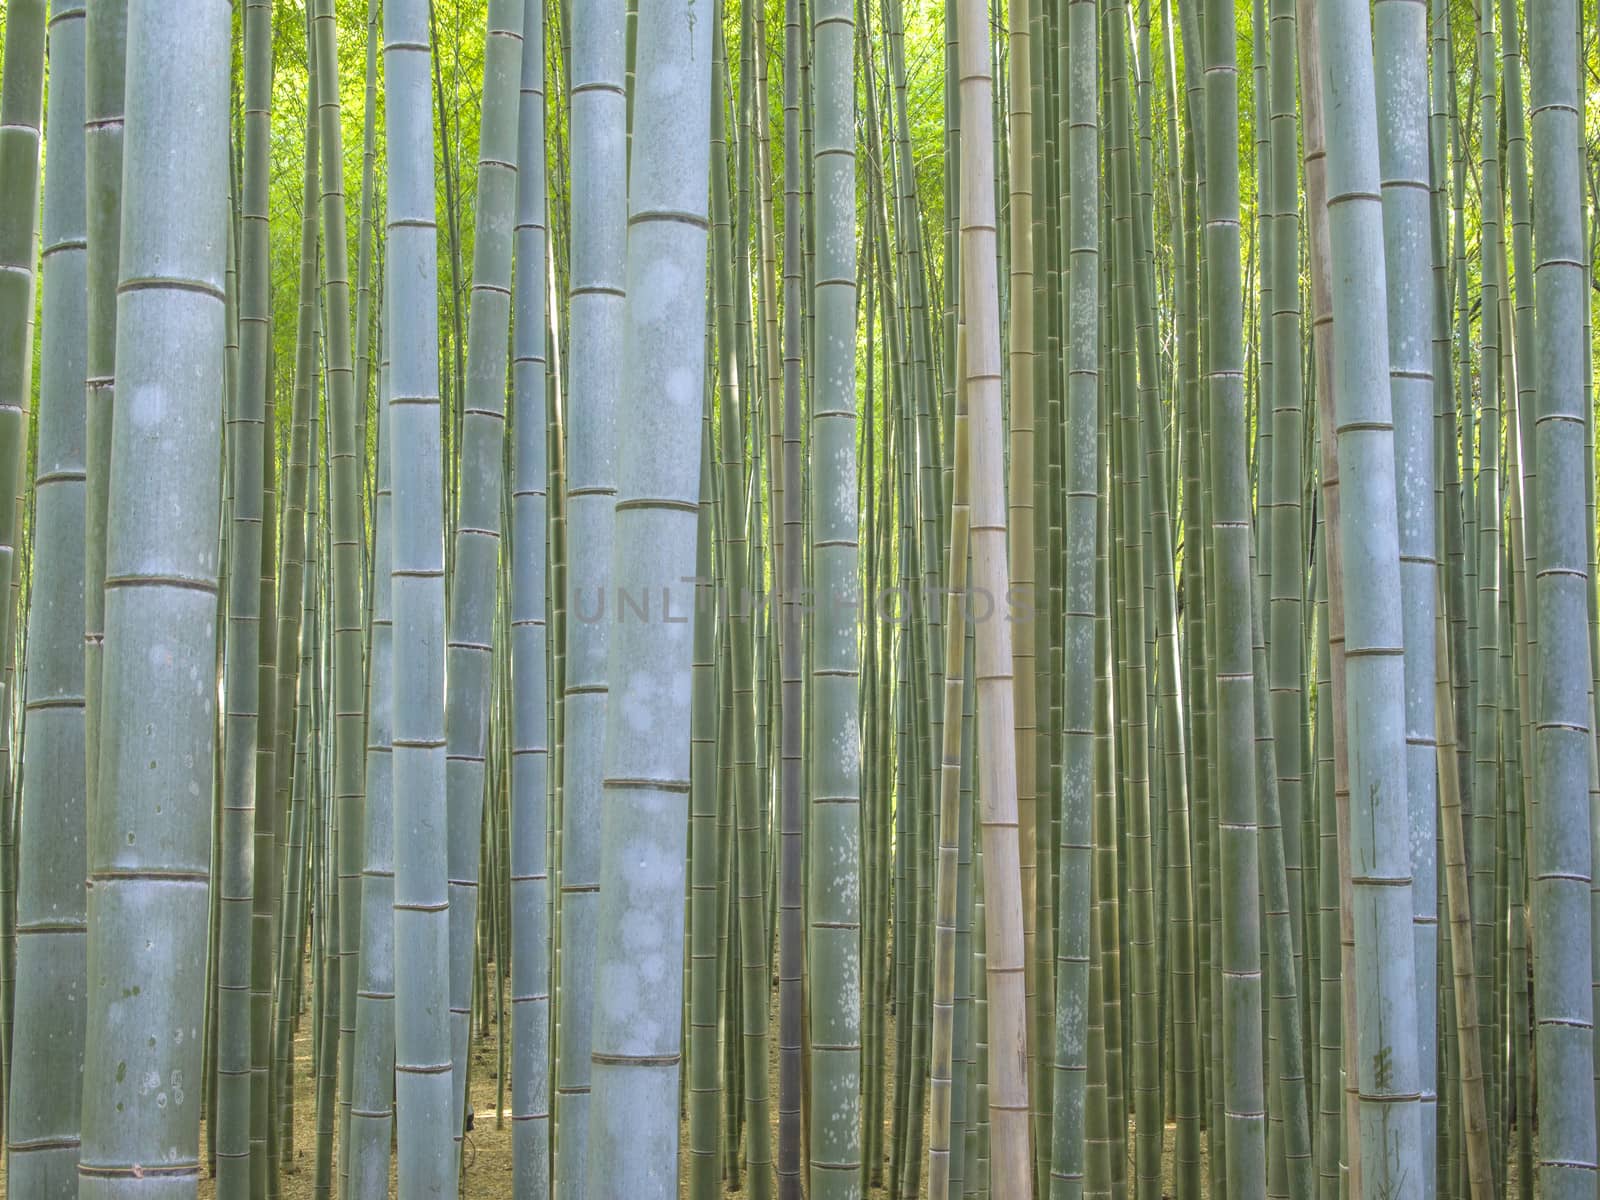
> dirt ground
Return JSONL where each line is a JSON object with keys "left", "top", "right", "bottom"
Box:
{"left": 0, "top": 958, "right": 1528, "bottom": 1197}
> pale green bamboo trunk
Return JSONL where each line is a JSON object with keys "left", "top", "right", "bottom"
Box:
{"left": 582, "top": 2, "right": 710, "bottom": 1191}
{"left": 1048, "top": 0, "right": 1098, "bottom": 1188}
{"left": 307, "top": 1, "right": 371, "bottom": 1175}
{"left": 274, "top": 95, "right": 325, "bottom": 1178}
{"left": 929, "top": 363, "right": 971, "bottom": 1200}
{"left": 347, "top": 357, "right": 396, "bottom": 1199}
{"left": 266, "top": 64, "right": 317, "bottom": 1190}
{"left": 1314, "top": 0, "right": 1428, "bottom": 1189}
{"left": 384, "top": 1, "right": 457, "bottom": 1193}
{"left": 554, "top": 6, "right": 627, "bottom": 1189}
{"left": 1197, "top": 0, "right": 1267, "bottom": 1185}
{"left": 444, "top": 0, "right": 524, "bottom": 1149}
{"left": 6, "top": 3, "right": 88, "bottom": 1192}
{"left": 808, "top": 1, "right": 865, "bottom": 1195}
{"left": 1528, "top": 0, "right": 1599, "bottom": 1190}
{"left": 1371, "top": 0, "right": 1440, "bottom": 1189}
{"left": 82, "top": 0, "right": 127, "bottom": 870}
{"left": 509, "top": 0, "right": 551, "bottom": 1189}
{"left": 0, "top": 12, "right": 46, "bottom": 1062}
{"left": 775, "top": 1, "right": 808, "bottom": 1195}
{"left": 76, "top": 7, "right": 230, "bottom": 1197}
{"left": 215, "top": 0, "right": 273, "bottom": 1185}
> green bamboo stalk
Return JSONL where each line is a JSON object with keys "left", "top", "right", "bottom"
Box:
{"left": 581, "top": 3, "right": 710, "bottom": 1187}
{"left": 1499, "top": 0, "right": 1534, "bottom": 605}
{"left": 278, "top": 370, "right": 323, "bottom": 1173}
{"left": 1048, "top": 0, "right": 1097, "bottom": 1186}
{"left": 956, "top": 612, "right": 979, "bottom": 1200}
{"left": 1313, "top": 556, "right": 1343, "bottom": 1200}
{"left": 688, "top": 420, "right": 720, "bottom": 1197}
{"left": 268, "top": 30, "right": 320, "bottom": 1177}
{"left": 314, "top": 695, "right": 340, "bottom": 1200}
{"left": 709, "top": 17, "right": 774, "bottom": 1196}
{"left": 0, "top": 0, "right": 46, "bottom": 1097}
{"left": 443, "top": 0, "right": 524, "bottom": 1151}
{"left": 1433, "top": 598, "right": 1494, "bottom": 1199}
{"left": 250, "top": 319, "right": 279, "bottom": 1200}
{"left": 75, "top": 8, "right": 229, "bottom": 1196}
{"left": 509, "top": 0, "right": 550, "bottom": 1188}
{"left": 305, "top": 0, "right": 372, "bottom": 1173}
{"left": 348, "top": 353, "right": 396, "bottom": 1198}
{"left": 1200, "top": 0, "right": 1267, "bottom": 1182}
{"left": 1314, "top": 0, "right": 1429, "bottom": 1189}
{"left": 1294, "top": 0, "right": 1363, "bottom": 1183}
{"left": 553, "top": 3, "right": 627, "bottom": 1187}
{"left": 1469, "top": 0, "right": 1505, "bottom": 1164}
{"left": 807, "top": 2, "right": 864, "bottom": 1194}
{"left": 1248, "top": 601, "right": 1314, "bottom": 1200}
{"left": 384, "top": 0, "right": 457, "bottom": 1192}
{"left": 777, "top": 0, "right": 808, "bottom": 1192}
{"left": 1372, "top": 0, "right": 1440, "bottom": 1184}
{"left": 1263, "top": 0, "right": 1306, "bottom": 1029}
{"left": 1527, "top": 0, "right": 1599, "bottom": 1188}
{"left": 1154, "top": 11, "right": 1202, "bottom": 1195}
{"left": 6, "top": 3, "right": 89, "bottom": 1192}
{"left": 82, "top": 0, "right": 126, "bottom": 867}
{"left": 354, "top": 0, "right": 381, "bottom": 491}
{"left": 929, "top": 340, "right": 972, "bottom": 1200}
{"left": 1087, "top": 443, "right": 1117, "bottom": 1200}
{"left": 213, "top": 0, "right": 274, "bottom": 1183}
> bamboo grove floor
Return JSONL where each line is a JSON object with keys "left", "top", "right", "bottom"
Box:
{"left": 0, "top": 956, "right": 1538, "bottom": 1196}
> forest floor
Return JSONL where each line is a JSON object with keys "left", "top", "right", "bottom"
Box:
{"left": 0, "top": 957, "right": 1531, "bottom": 1196}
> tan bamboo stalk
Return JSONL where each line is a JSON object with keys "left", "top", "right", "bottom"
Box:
{"left": 1004, "top": 1, "right": 1041, "bottom": 1155}
{"left": 929, "top": 336, "right": 970, "bottom": 1200}
{"left": 954, "top": 0, "right": 1032, "bottom": 1191}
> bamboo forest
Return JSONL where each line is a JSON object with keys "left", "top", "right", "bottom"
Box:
{"left": 6, "top": 0, "right": 1600, "bottom": 1196}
